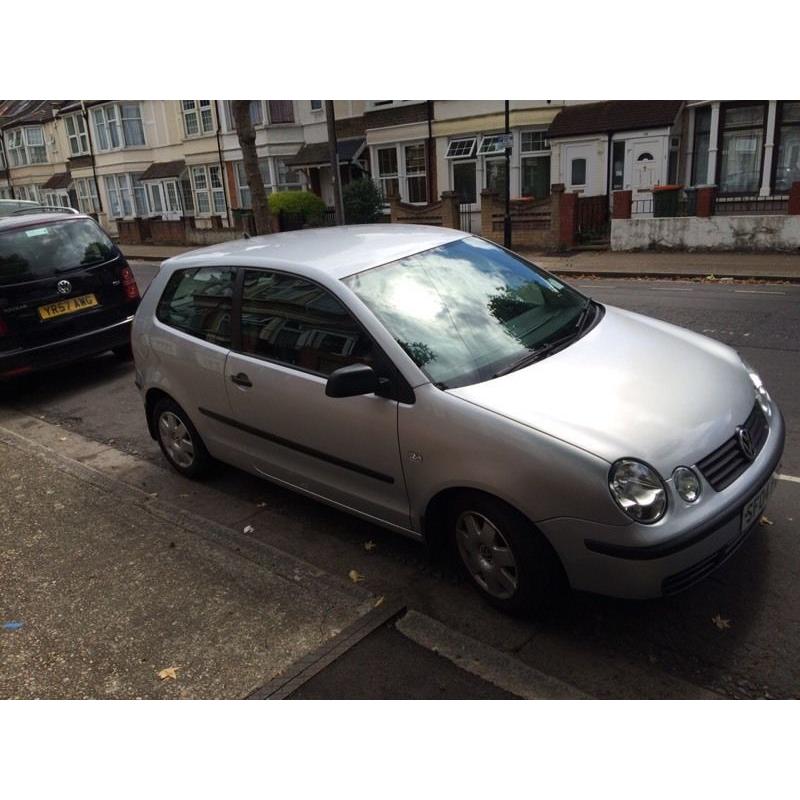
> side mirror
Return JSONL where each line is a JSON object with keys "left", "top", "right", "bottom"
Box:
{"left": 325, "top": 363, "right": 379, "bottom": 398}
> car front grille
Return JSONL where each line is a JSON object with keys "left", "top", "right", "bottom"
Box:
{"left": 696, "top": 402, "right": 768, "bottom": 492}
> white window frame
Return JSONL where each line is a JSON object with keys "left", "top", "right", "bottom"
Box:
{"left": 16, "top": 184, "right": 41, "bottom": 202}
{"left": 267, "top": 101, "right": 295, "bottom": 125}
{"left": 75, "top": 177, "right": 100, "bottom": 214}
{"left": 183, "top": 101, "right": 215, "bottom": 137}
{"left": 310, "top": 100, "right": 323, "bottom": 112}
{"left": 92, "top": 103, "right": 145, "bottom": 151}
{"left": 477, "top": 134, "right": 508, "bottom": 157}
{"left": 373, "top": 142, "right": 428, "bottom": 205}
{"left": 65, "top": 113, "right": 89, "bottom": 156}
{"left": 190, "top": 164, "right": 226, "bottom": 216}
{"left": 445, "top": 137, "right": 477, "bottom": 159}
{"left": 104, "top": 173, "right": 149, "bottom": 219}
{"left": 6, "top": 126, "right": 47, "bottom": 166}
{"left": 519, "top": 129, "right": 551, "bottom": 198}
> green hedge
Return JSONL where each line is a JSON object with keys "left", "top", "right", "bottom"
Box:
{"left": 268, "top": 190, "right": 326, "bottom": 223}
{"left": 343, "top": 179, "right": 385, "bottom": 224}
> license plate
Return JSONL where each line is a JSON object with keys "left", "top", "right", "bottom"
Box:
{"left": 741, "top": 473, "right": 776, "bottom": 531}
{"left": 38, "top": 293, "right": 99, "bottom": 320}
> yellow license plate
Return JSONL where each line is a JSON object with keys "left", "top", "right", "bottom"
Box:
{"left": 38, "top": 293, "right": 99, "bottom": 320}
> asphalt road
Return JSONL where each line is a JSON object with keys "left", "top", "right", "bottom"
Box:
{"left": 2, "top": 263, "right": 798, "bottom": 698}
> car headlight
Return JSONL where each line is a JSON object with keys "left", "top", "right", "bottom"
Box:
{"left": 609, "top": 459, "right": 667, "bottom": 523}
{"left": 673, "top": 466, "right": 701, "bottom": 503}
{"left": 743, "top": 360, "right": 771, "bottom": 416}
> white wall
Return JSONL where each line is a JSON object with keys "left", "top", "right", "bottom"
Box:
{"left": 611, "top": 215, "right": 800, "bottom": 252}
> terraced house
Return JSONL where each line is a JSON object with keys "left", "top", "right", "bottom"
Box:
{"left": 2, "top": 99, "right": 798, "bottom": 251}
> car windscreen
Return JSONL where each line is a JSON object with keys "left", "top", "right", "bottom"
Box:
{"left": 0, "top": 218, "right": 117, "bottom": 286}
{"left": 344, "top": 236, "right": 587, "bottom": 389}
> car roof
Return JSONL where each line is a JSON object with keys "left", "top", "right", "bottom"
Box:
{"left": 0, "top": 211, "right": 92, "bottom": 231}
{"left": 162, "top": 224, "right": 472, "bottom": 280}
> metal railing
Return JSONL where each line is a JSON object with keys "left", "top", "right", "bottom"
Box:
{"left": 459, "top": 202, "right": 473, "bottom": 232}
{"left": 713, "top": 195, "right": 788, "bottom": 216}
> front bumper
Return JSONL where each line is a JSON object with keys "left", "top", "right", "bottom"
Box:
{"left": 0, "top": 316, "right": 134, "bottom": 379}
{"left": 539, "top": 403, "right": 785, "bottom": 599}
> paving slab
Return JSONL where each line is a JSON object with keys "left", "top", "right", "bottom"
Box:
{"left": 0, "top": 434, "right": 372, "bottom": 699}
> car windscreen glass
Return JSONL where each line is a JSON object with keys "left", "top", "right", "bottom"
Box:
{"left": 0, "top": 219, "right": 117, "bottom": 285}
{"left": 344, "top": 236, "right": 588, "bottom": 389}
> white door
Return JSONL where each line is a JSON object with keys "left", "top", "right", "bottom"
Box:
{"left": 626, "top": 137, "right": 665, "bottom": 214}
{"left": 563, "top": 143, "right": 600, "bottom": 195}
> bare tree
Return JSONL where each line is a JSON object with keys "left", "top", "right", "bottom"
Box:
{"left": 231, "top": 101, "right": 271, "bottom": 235}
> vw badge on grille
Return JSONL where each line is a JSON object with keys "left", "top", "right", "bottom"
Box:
{"left": 57, "top": 280, "right": 72, "bottom": 295}
{"left": 737, "top": 427, "right": 756, "bottom": 461}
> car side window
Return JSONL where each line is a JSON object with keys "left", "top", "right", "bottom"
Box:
{"left": 239, "top": 269, "right": 374, "bottom": 375}
{"left": 156, "top": 267, "right": 235, "bottom": 347}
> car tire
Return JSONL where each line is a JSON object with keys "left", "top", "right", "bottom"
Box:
{"left": 152, "top": 397, "right": 213, "bottom": 479}
{"left": 112, "top": 343, "right": 134, "bottom": 361}
{"left": 447, "top": 492, "right": 567, "bottom": 614}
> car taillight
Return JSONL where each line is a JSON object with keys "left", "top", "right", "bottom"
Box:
{"left": 120, "top": 265, "right": 140, "bottom": 301}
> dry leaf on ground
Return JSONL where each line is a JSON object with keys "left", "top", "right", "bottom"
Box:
{"left": 760, "top": 516, "right": 774, "bottom": 526}
{"left": 373, "top": 596, "right": 384, "bottom": 608}
{"left": 348, "top": 569, "right": 364, "bottom": 583}
{"left": 243, "top": 524, "right": 255, "bottom": 534}
{"left": 364, "top": 541, "right": 376, "bottom": 551}
{"left": 158, "top": 666, "right": 179, "bottom": 681}
{"left": 711, "top": 614, "right": 731, "bottom": 630}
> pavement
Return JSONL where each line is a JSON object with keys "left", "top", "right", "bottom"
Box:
{"left": 119, "top": 241, "right": 800, "bottom": 280}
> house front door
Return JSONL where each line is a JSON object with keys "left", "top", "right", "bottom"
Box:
{"left": 627, "top": 137, "right": 665, "bottom": 214}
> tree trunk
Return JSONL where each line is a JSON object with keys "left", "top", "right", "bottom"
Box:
{"left": 231, "top": 101, "right": 271, "bottom": 235}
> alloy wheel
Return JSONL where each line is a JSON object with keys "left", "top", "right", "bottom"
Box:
{"left": 158, "top": 410, "right": 195, "bottom": 469}
{"left": 455, "top": 510, "right": 519, "bottom": 600}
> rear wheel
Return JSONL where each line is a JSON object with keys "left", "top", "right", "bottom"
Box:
{"left": 448, "top": 493, "right": 567, "bottom": 614}
{"left": 153, "top": 397, "right": 213, "bottom": 479}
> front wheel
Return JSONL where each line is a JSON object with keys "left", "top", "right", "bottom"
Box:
{"left": 448, "top": 493, "right": 567, "bottom": 614}
{"left": 153, "top": 397, "right": 213, "bottom": 479}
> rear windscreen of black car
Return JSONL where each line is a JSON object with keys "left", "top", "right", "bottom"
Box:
{"left": 0, "top": 219, "right": 117, "bottom": 285}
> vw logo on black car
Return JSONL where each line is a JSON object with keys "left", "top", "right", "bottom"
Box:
{"left": 57, "top": 280, "right": 72, "bottom": 295}
{"left": 737, "top": 427, "right": 756, "bottom": 461}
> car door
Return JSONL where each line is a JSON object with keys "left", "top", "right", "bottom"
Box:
{"left": 219, "top": 268, "right": 411, "bottom": 530}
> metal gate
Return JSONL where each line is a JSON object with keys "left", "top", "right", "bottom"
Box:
{"left": 575, "top": 195, "right": 610, "bottom": 242}
{"left": 459, "top": 202, "right": 472, "bottom": 232}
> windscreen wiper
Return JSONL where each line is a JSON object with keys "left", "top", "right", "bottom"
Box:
{"left": 492, "top": 332, "right": 576, "bottom": 378}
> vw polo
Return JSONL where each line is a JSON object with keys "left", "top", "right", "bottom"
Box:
{"left": 132, "top": 225, "right": 784, "bottom": 611}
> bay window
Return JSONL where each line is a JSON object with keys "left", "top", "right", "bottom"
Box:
{"left": 75, "top": 178, "right": 99, "bottom": 214}
{"left": 183, "top": 101, "right": 215, "bottom": 136}
{"left": 93, "top": 103, "right": 144, "bottom": 150}
{"left": 235, "top": 159, "right": 271, "bottom": 207}
{"left": 65, "top": 114, "right": 89, "bottom": 156}
{"left": 375, "top": 144, "right": 427, "bottom": 204}
{"left": 774, "top": 101, "right": 800, "bottom": 193}
{"left": 7, "top": 127, "right": 47, "bottom": 166}
{"left": 718, "top": 103, "right": 766, "bottom": 195}
{"left": 191, "top": 165, "right": 226, "bottom": 215}
{"left": 234, "top": 158, "right": 302, "bottom": 208}
{"left": 104, "top": 173, "right": 149, "bottom": 218}
{"left": 520, "top": 130, "right": 551, "bottom": 198}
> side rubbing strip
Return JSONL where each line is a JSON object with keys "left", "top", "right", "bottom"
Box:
{"left": 198, "top": 407, "right": 395, "bottom": 484}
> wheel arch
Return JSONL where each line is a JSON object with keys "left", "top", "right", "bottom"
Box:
{"left": 144, "top": 387, "right": 172, "bottom": 439}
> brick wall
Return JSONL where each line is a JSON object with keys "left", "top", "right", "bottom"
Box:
{"left": 389, "top": 191, "right": 460, "bottom": 228}
{"left": 480, "top": 187, "right": 568, "bottom": 249}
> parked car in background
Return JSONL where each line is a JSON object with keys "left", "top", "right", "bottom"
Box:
{"left": 132, "top": 225, "right": 784, "bottom": 612}
{"left": 0, "top": 211, "right": 140, "bottom": 379}
{"left": 0, "top": 198, "right": 42, "bottom": 217}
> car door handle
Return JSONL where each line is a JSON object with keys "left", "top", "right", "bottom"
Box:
{"left": 230, "top": 372, "right": 253, "bottom": 388}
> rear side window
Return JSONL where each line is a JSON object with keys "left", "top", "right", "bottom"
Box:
{"left": 0, "top": 218, "right": 116, "bottom": 285}
{"left": 156, "top": 267, "right": 235, "bottom": 347}
{"left": 239, "top": 269, "right": 374, "bottom": 375}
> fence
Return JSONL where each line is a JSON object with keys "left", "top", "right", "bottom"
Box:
{"left": 459, "top": 202, "right": 473, "bottom": 232}
{"left": 575, "top": 195, "right": 609, "bottom": 241}
{"left": 713, "top": 195, "right": 788, "bottom": 216}
{"left": 277, "top": 207, "right": 338, "bottom": 232}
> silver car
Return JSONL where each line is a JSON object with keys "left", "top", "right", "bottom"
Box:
{"left": 132, "top": 225, "right": 784, "bottom": 611}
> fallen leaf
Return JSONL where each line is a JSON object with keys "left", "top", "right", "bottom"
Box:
{"left": 364, "top": 540, "right": 376, "bottom": 552}
{"left": 257, "top": 502, "right": 267, "bottom": 508}
{"left": 148, "top": 492, "right": 158, "bottom": 498}
{"left": 158, "top": 666, "right": 178, "bottom": 681}
{"left": 760, "top": 516, "right": 774, "bottom": 526}
{"left": 348, "top": 569, "right": 364, "bottom": 583}
{"left": 58, "top": 436, "right": 68, "bottom": 441}
{"left": 373, "top": 596, "right": 384, "bottom": 608}
{"left": 711, "top": 614, "right": 731, "bottom": 630}
{"left": 243, "top": 524, "right": 255, "bottom": 534}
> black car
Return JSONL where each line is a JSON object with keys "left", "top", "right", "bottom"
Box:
{"left": 0, "top": 211, "right": 140, "bottom": 379}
